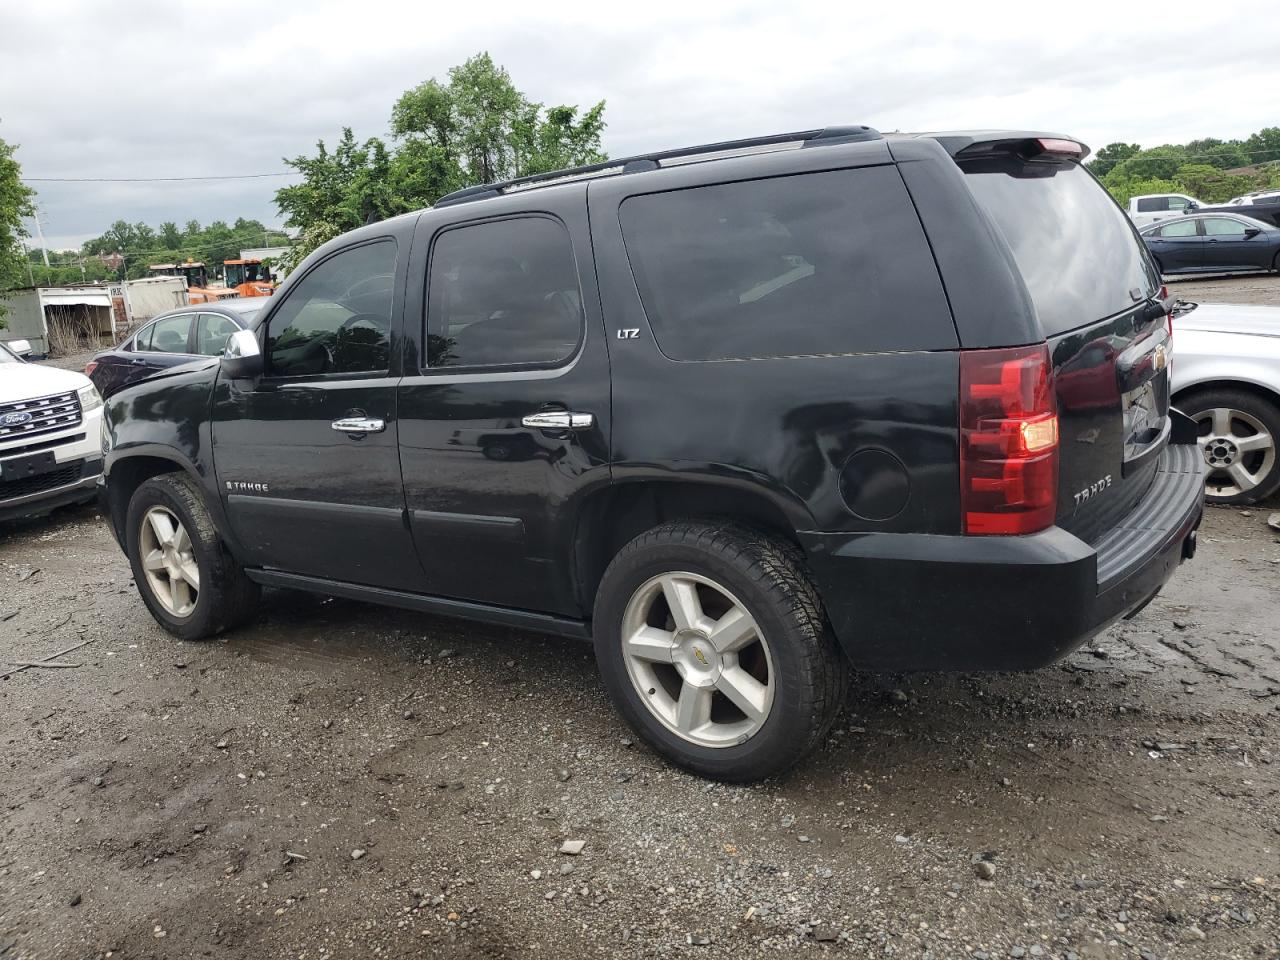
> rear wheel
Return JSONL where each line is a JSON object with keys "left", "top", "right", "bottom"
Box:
{"left": 125, "top": 473, "right": 260, "bottom": 639}
{"left": 592, "top": 521, "right": 848, "bottom": 781}
{"left": 1178, "top": 387, "right": 1280, "bottom": 504}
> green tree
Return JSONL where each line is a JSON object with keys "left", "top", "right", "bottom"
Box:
{"left": 1172, "top": 163, "right": 1254, "bottom": 203}
{"left": 158, "top": 221, "right": 182, "bottom": 250}
{"left": 1090, "top": 142, "right": 1141, "bottom": 177}
{"left": 278, "top": 53, "right": 608, "bottom": 267}
{"left": 0, "top": 133, "right": 35, "bottom": 318}
{"left": 1108, "top": 146, "right": 1188, "bottom": 183}
{"left": 1243, "top": 127, "right": 1280, "bottom": 166}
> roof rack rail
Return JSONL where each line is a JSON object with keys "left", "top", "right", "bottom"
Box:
{"left": 433, "top": 124, "right": 882, "bottom": 208}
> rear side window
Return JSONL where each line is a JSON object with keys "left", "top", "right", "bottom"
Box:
{"left": 425, "top": 217, "right": 582, "bottom": 369}
{"left": 1136, "top": 197, "right": 1167, "bottom": 212}
{"left": 140, "top": 314, "right": 192, "bottom": 354}
{"left": 963, "top": 160, "right": 1157, "bottom": 335}
{"left": 1157, "top": 220, "right": 1198, "bottom": 237}
{"left": 619, "top": 167, "right": 955, "bottom": 361}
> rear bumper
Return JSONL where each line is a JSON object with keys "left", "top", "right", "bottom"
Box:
{"left": 801, "top": 441, "right": 1204, "bottom": 671}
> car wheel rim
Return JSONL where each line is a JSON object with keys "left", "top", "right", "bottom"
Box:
{"left": 1193, "top": 406, "right": 1276, "bottom": 499}
{"left": 139, "top": 506, "right": 200, "bottom": 617}
{"left": 620, "top": 571, "right": 775, "bottom": 748}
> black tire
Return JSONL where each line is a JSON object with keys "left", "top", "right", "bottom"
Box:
{"left": 125, "top": 472, "right": 260, "bottom": 640}
{"left": 1176, "top": 386, "right": 1280, "bottom": 505}
{"left": 592, "top": 520, "right": 849, "bottom": 782}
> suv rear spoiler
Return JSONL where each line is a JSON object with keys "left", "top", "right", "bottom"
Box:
{"left": 893, "top": 131, "right": 1091, "bottom": 162}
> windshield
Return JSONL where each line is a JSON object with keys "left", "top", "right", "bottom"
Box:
{"left": 961, "top": 159, "right": 1159, "bottom": 335}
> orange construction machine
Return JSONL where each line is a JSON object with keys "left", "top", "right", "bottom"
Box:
{"left": 223, "top": 259, "right": 276, "bottom": 299}
{"left": 148, "top": 261, "right": 240, "bottom": 305}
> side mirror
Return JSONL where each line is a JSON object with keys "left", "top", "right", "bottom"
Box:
{"left": 7, "top": 339, "right": 32, "bottom": 357}
{"left": 1244, "top": 227, "right": 1262, "bottom": 239}
{"left": 221, "top": 328, "right": 264, "bottom": 379}
{"left": 1185, "top": 202, "right": 1199, "bottom": 211}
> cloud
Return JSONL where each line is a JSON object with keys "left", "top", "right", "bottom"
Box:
{"left": 2, "top": 0, "right": 1274, "bottom": 248}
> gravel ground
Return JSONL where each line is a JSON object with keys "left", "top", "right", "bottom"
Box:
{"left": 2, "top": 273, "right": 1279, "bottom": 960}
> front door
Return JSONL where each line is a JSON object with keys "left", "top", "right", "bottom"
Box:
{"left": 210, "top": 235, "right": 423, "bottom": 590}
{"left": 1201, "top": 216, "right": 1268, "bottom": 270}
{"left": 397, "top": 190, "right": 611, "bottom": 616}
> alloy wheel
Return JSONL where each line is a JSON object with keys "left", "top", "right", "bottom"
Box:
{"left": 620, "top": 571, "right": 775, "bottom": 748}
{"left": 1192, "top": 406, "right": 1276, "bottom": 499}
{"left": 139, "top": 506, "right": 200, "bottom": 617}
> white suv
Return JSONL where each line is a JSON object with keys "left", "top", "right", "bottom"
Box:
{"left": 0, "top": 339, "right": 104, "bottom": 521}
{"left": 1127, "top": 193, "right": 1204, "bottom": 227}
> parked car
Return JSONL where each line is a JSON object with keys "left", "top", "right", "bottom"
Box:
{"left": 85, "top": 300, "right": 265, "bottom": 398}
{"left": 1171, "top": 300, "right": 1280, "bottom": 504}
{"left": 1193, "top": 194, "right": 1280, "bottom": 229}
{"left": 0, "top": 338, "right": 104, "bottom": 521}
{"left": 1141, "top": 214, "right": 1280, "bottom": 276}
{"left": 1127, "top": 193, "right": 1204, "bottom": 228}
{"left": 100, "top": 126, "right": 1203, "bottom": 781}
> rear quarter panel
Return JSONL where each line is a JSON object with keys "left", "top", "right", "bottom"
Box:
{"left": 1171, "top": 328, "right": 1280, "bottom": 399}
{"left": 588, "top": 143, "right": 963, "bottom": 535}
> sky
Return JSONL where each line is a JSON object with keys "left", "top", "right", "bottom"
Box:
{"left": 1, "top": 0, "right": 1275, "bottom": 251}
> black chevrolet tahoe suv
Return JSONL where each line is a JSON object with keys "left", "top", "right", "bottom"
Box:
{"left": 101, "top": 126, "right": 1204, "bottom": 781}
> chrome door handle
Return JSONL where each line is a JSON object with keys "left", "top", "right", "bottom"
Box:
{"left": 331, "top": 416, "right": 386, "bottom": 434}
{"left": 521, "top": 411, "right": 594, "bottom": 430}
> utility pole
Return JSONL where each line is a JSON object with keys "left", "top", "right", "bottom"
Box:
{"left": 31, "top": 207, "right": 51, "bottom": 268}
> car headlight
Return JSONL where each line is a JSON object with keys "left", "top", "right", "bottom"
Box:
{"left": 78, "top": 383, "right": 103, "bottom": 414}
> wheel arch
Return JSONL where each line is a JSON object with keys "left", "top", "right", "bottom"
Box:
{"left": 1173, "top": 377, "right": 1280, "bottom": 410}
{"left": 105, "top": 449, "right": 232, "bottom": 554}
{"left": 570, "top": 477, "right": 812, "bottom": 614}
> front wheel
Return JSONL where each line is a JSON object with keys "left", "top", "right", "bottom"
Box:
{"left": 125, "top": 473, "right": 260, "bottom": 640}
{"left": 592, "top": 521, "right": 848, "bottom": 781}
{"left": 1178, "top": 387, "right": 1280, "bottom": 504}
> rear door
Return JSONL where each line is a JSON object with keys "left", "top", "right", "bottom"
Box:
{"left": 123, "top": 313, "right": 200, "bottom": 389}
{"left": 1146, "top": 218, "right": 1203, "bottom": 271}
{"left": 396, "top": 186, "right": 610, "bottom": 616}
{"left": 958, "top": 153, "right": 1170, "bottom": 544}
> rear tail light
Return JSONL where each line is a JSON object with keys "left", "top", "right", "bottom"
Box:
{"left": 84, "top": 361, "right": 98, "bottom": 377}
{"left": 960, "top": 344, "right": 1059, "bottom": 535}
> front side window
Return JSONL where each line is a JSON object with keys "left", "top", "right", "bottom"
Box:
{"left": 139, "top": 314, "right": 192, "bottom": 354}
{"left": 1203, "top": 218, "right": 1247, "bottom": 237}
{"left": 620, "top": 166, "right": 954, "bottom": 360}
{"left": 1167, "top": 196, "right": 1191, "bottom": 211}
{"left": 196, "top": 313, "right": 241, "bottom": 356}
{"left": 267, "top": 240, "right": 396, "bottom": 378}
{"left": 425, "top": 217, "right": 582, "bottom": 368}
{"left": 1157, "top": 220, "right": 1198, "bottom": 237}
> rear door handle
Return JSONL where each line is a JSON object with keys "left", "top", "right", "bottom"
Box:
{"left": 331, "top": 416, "right": 386, "bottom": 434}
{"left": 521, "top": 411, "right": 594, "bottom": 430}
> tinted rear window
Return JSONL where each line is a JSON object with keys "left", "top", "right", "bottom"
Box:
{"left": 619, "top": 166, "right": 956, "bottom": 361}
{"left": 963, "top": 161, "right": 1157, "bottom": 335}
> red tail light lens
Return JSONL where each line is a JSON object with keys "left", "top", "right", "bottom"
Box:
{"left": 960, "top": 344, "right": 1059, "bottom": 535}
{"left": 84, "top": 361, "right": 98, "bottom": 377}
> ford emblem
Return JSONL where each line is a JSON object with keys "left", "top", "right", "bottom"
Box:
{"left": 1, "top": 411, "right": 33, "bottom": 427}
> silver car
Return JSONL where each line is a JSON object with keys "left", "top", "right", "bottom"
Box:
{"left": 1172, "top": 301, "right": 1280, "bottom": 503}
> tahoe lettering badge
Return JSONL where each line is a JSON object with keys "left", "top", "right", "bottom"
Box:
{"left": 1073, "top": 474, "right": 1112, "bottom": 507}
{"left": 225, "top": 480, "right": 270, "bottom": 494}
